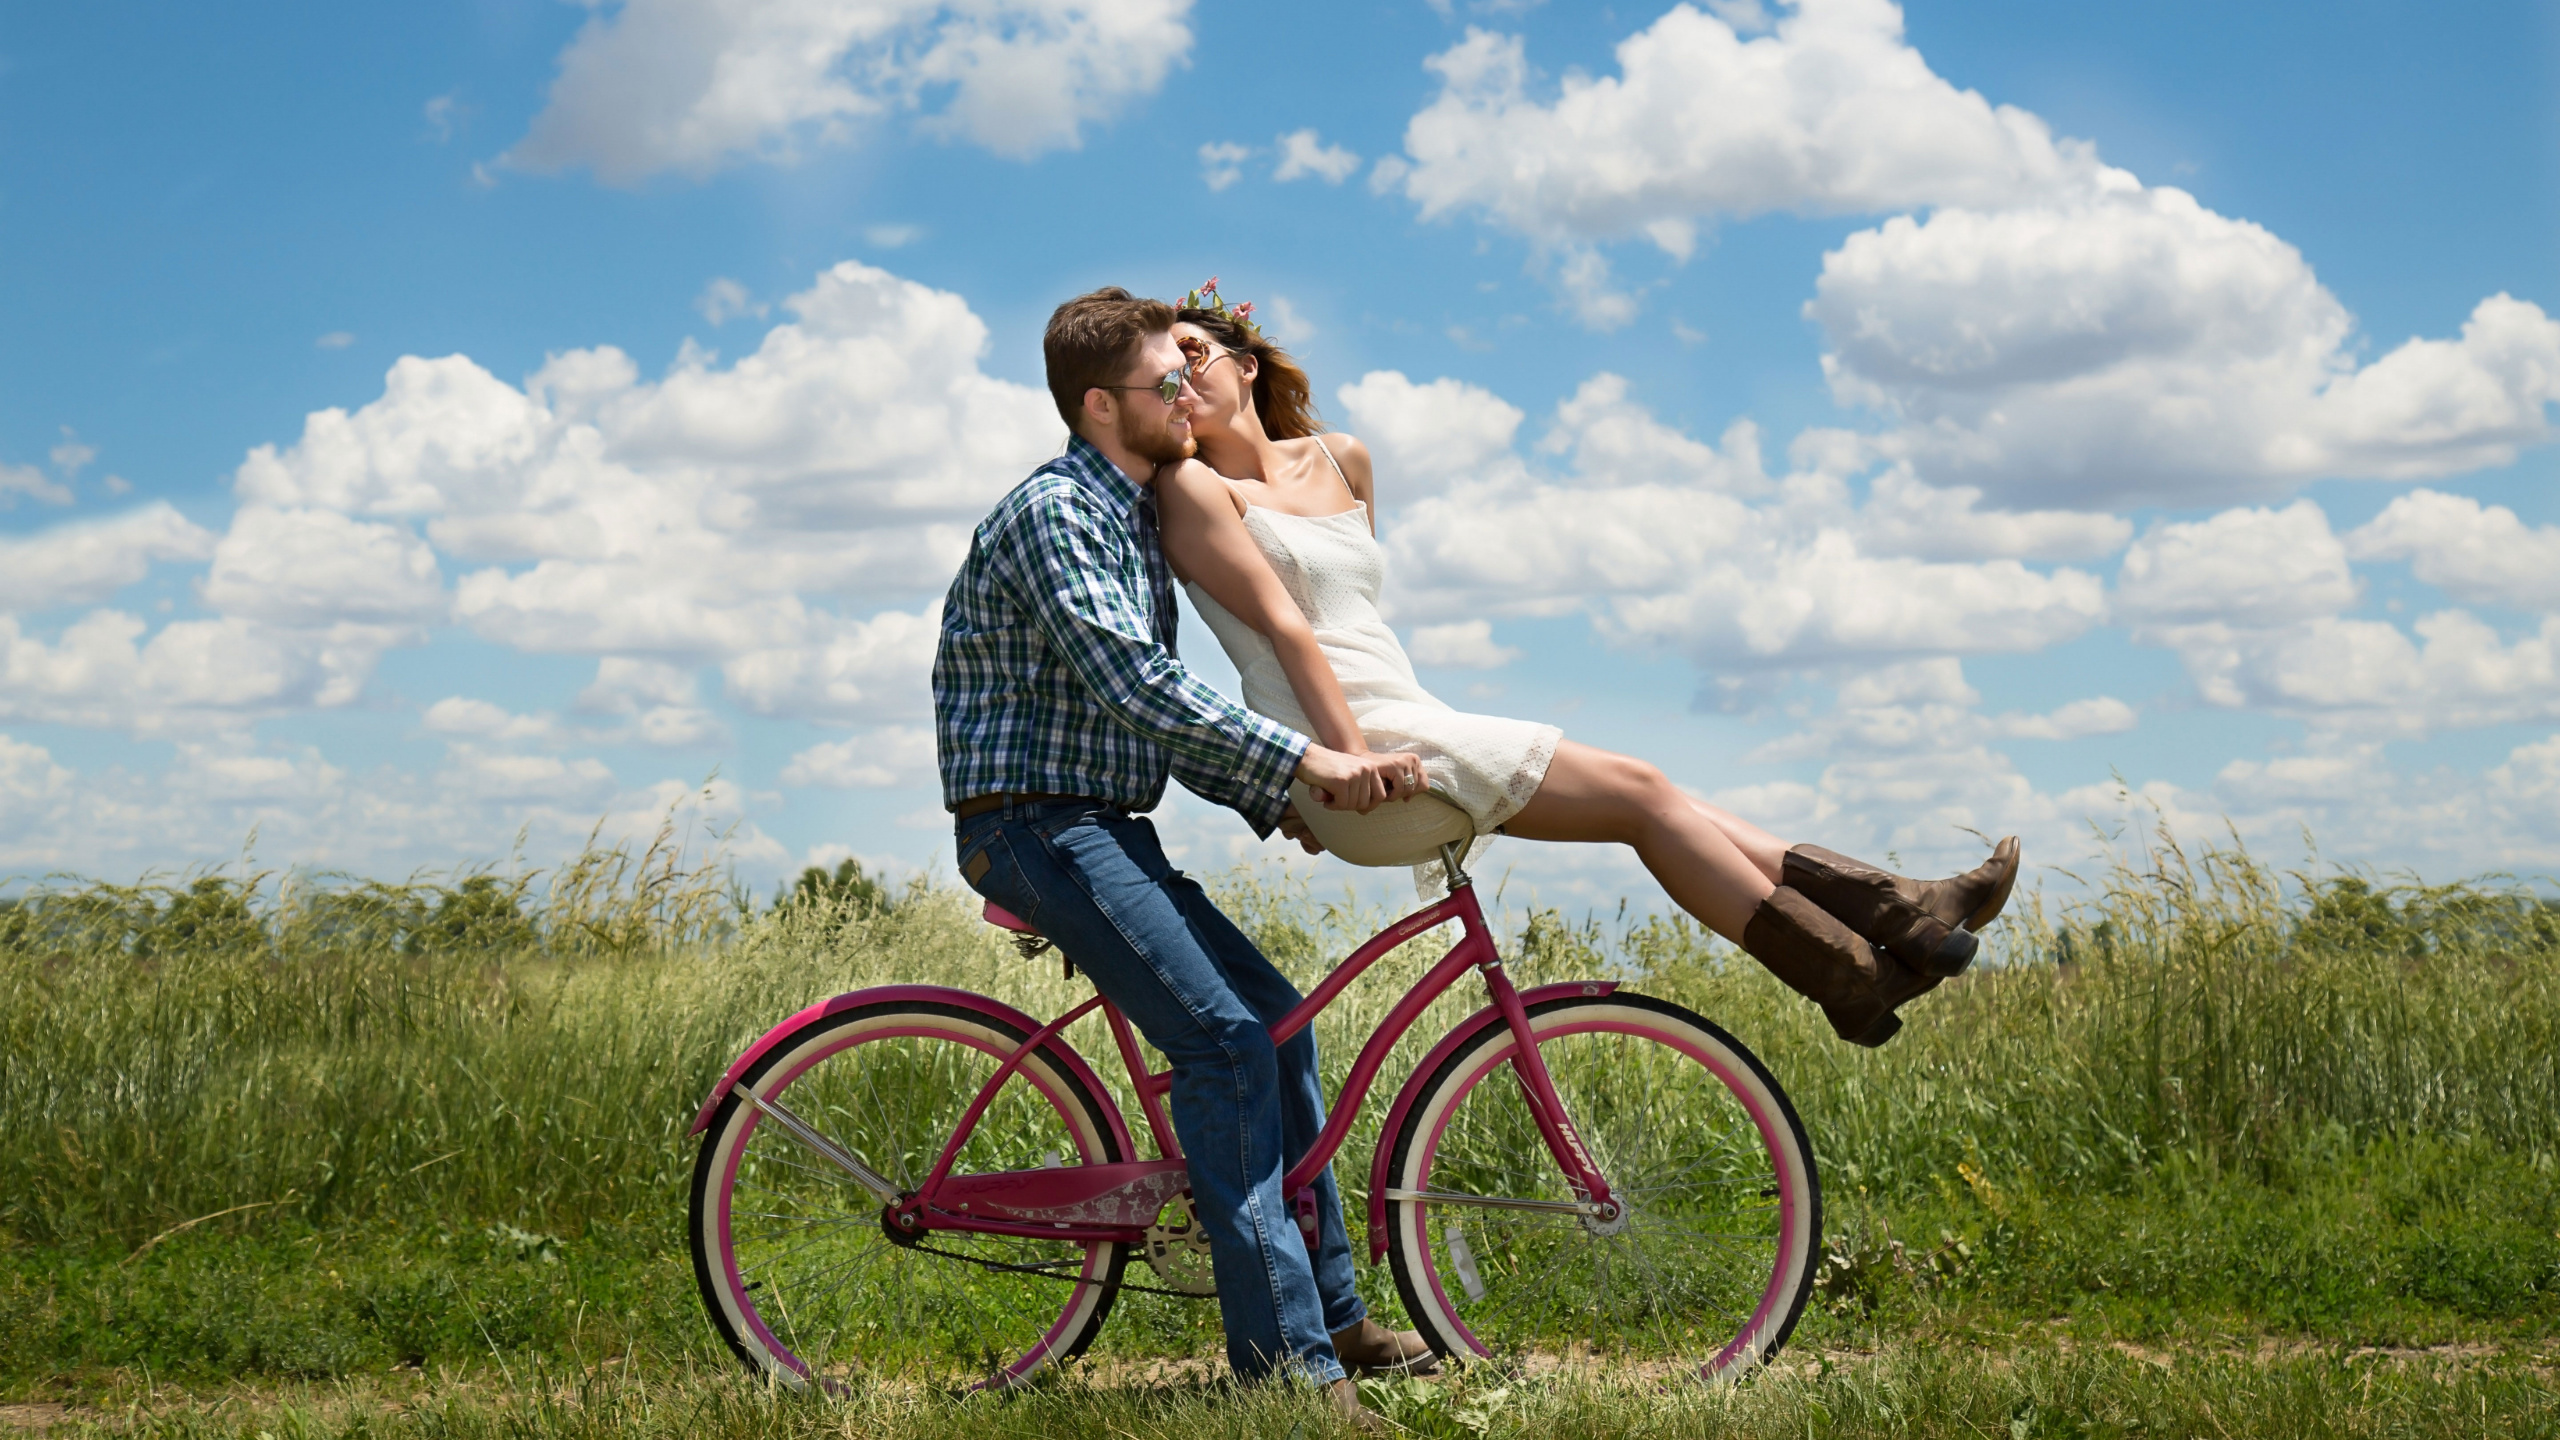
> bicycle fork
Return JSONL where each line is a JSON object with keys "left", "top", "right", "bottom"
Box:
{"left": 1476, "top": 956, "right": 1619, "bottom": 1221}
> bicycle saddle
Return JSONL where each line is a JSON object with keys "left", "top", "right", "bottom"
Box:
{"left": 982, "top": 901, "right": 1038, "bottom": 935}
{"left": 1286, "top": 781, "right": 1477, "bottom": 868}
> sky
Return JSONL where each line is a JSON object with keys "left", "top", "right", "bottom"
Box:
{"left": 2, "top": 0, "right": 2557, "bottom": 911}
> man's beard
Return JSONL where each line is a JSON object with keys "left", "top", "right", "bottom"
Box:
{"left": 1116, "top": 402, "right": 1196, "bottom": 466}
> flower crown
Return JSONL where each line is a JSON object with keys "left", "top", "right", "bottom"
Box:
{"left": 1176, "top": 275, "right": 1261, "bottom": 340}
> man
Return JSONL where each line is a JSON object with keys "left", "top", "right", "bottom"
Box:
{"left": 932, "top": 287, "right": 1434, "bottom": 1415}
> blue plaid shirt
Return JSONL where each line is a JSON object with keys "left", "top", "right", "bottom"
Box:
{"left": 933, "top": 436, "right": 1309, "bottom": 835}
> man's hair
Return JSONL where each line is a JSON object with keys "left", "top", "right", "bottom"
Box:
{"left": 1044, "top": 287, "right": 1177, "bottom": 431}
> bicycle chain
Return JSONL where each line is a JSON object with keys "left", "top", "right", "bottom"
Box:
{"left": 902, "top": 1238, "right": 1217, "bottom": 1301}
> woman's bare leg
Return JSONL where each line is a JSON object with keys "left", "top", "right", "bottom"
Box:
{"left": 1501, "top": 741, "right": 1773, "bottom": 938}
{"left": 1683, "top": 797, "right": 1789, "bottom": 885}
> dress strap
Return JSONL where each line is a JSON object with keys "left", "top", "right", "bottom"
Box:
{"left": 1310, "top": 436, "right": 1356, "bottom": 503}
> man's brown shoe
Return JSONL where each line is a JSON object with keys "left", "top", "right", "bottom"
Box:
{"left": 1328, "top": 1378, "right": 1388, "bottom": 1432}
{"left": 1332, "top": 1317, "right": 1439, "bottom": 1376}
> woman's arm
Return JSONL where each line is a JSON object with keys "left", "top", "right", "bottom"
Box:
{"left": 1155, "top": 459, "right": 1370, "bottom": 756}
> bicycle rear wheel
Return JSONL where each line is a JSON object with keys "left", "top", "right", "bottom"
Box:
{"left": 689, "top": 997, "right": 1129, "bottom": 1389}
{"left": 1381, "top": 992, "right": 1819, "bottom": 1382}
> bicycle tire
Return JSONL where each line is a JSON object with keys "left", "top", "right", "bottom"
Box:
{"left": 1381, "top": 991, "right": 1820, "bottom": 1382}
{"left": 689, "top": 997, "right": 1130, "bottom": 1389}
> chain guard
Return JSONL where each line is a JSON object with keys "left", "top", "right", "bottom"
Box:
{"left": 1141, "top": 1193, "right": 1219, "bottom": 1296}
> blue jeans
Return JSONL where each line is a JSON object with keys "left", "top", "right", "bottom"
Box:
{"left": 955, "top": 799, "right": 1363, "bottom": 1383}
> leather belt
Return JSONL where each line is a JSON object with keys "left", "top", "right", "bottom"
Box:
{"left": 952, "top": 792, "right": 1108, "bottom": 820}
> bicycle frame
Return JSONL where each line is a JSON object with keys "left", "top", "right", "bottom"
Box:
{"left": 870, "top": 859, "right": 1621, "bottom": 1247}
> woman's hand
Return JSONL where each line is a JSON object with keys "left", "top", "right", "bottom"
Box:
{"left": 1297, "top": 746, "right": 1428, "bottom": 813}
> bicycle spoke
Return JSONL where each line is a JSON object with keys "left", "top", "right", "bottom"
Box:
{"left": 698, "top": 1006, "right": 1124, "bottom": 1387}
{"left": 1394, "top": 1004, "right": 1814, "bottom": 1376}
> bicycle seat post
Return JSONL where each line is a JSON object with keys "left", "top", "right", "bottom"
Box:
{"left": 1437, "top": 840, "right": 1472, "bottom": 892}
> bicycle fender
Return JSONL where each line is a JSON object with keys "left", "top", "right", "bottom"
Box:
{"left": 1364, "top": 980, "right": 1619, "bottom": 1265}
{"left": 688, "top": 984, "right": 1132, "bottom": 1162}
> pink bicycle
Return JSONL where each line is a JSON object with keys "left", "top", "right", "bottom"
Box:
{"left": 688, "top": 840, "right": 1820, "bottom": 1388}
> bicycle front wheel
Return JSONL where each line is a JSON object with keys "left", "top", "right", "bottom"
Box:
{"left": 1381, "top": 992, "right": 1819, "bottom": 1382}
{"left": 689, "top": 997, "right": 1130, "bottom": 1389}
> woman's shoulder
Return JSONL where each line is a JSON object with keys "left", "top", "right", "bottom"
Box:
{"left": 1302, "top": 432, "right": 1375, "bottom": 506}
{"left": 1157, "top": 456, "right": 1241, "bottom": 500}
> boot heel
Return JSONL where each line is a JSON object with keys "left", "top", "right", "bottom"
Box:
{"left": 1850, "top": 1011, "right": 1903, "bottom": 1048}
{"left": 1924, "top": 927, "right": 1978, "bottom": 977}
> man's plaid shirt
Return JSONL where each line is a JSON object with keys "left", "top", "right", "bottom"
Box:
{"left": 933, "top": 435, "right": 1308, "bottom": 835}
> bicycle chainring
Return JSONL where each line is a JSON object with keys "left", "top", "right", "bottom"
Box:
{"left": 1141, "top": 1193, "right": 1219, "bottom": 1296}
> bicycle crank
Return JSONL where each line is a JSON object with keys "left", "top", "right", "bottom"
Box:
{"left": 1141, "top": 1193, "right": 1219, "bottom": 1296}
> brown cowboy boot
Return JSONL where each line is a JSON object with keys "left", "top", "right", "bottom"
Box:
{"left": 1741, "top": 888, "right": 1902, "bottom": 1046}
{"left": 1331, "top": 1316, "right": 1438, "bottom": 1376}
{"left": 1781, "top": 837, "right": 2023, "bottom": 978}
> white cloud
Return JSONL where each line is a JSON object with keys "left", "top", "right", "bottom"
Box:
{"left": 1553, "top": 248, "right": 1638, "bottom": 330}
{"left": 1993, "top": 695, "right": 2136, "bottom": 741}
{"left": 1380, "top": 2, "right": 2560, "bottom": 499}
{"left": 578, "top": 656, "right": 702, "bottom": 713}
{"left": 781, "top": 725, "right": 937, "bottom": 787}
{"left": 199, "top": 506, "right": 445, "bottom": 627}
{"left": 572, "top": 658, "right": 724, "bottom": 747}
{"left": 1273, "top": 128, "right": 1360, "bottom": 184}
{"left": 695, "top": 276, "right": 766, "bottom": 325}
{"left": 49, "top": 430, "right": 96, "bottom": 480}
{"left": 1199, "top": 140, "right": 1250, "bottom": 191}
{"left": 1335, "top": 370, "right": 1526, "bottom": 496}
{"left": 864, "top": 223, "right": 923, "bottom": 249}
{"left": 0, "top": 726, "right": 796, "bottom": 878}
{"left": 1, "top": 462, "right": 73, "bottom": 508}
{"left": 505, "top": 0, "right": 1194, "bottom": 183}
{"left": 2115, "top": 501, "right": 2355, "bottom": 628}
{"left": 1, "top": 262, "right": 1037, "bottom": 739}
{"left": 1408, "top": 619, "right": 1521, "bottom": 670}
{"left": 1377, "top": 380, "right": 2110, "bottom": 666}
{"left": 422, "top": 696, "right": 557, "bottom": 742}
{"left": 1391, "top": 5, "right": 2096, "bottom": 243}
{"left": 1259, "top": 295, "right": 1316, "bottom": 342}
{"left": 722, "top": 604, "right": 941, "bottom": 722}
{"left": 1342, "top": 366, "right": 2108, "bottom": 669}
{"left": 1812, "top": 199, "right": 2560, "bottom": 508}
{"left": 2150, "top": 610, "right": 2560, "bottom": 736}
{"left": 2104, "top": 500, "right": 2560, "bottom": 734}
{"left": 1853, "top": 467, "right": 2130, "bottom": 562}
{"left": 315, "top": 331, "right": 356, "bottom": 350}
{"left": 1538, "top": 373, "right": 1767, "bottom": 494}
{"left": 0, "top": 504, "right": 218, "bottom": 613}
{"left": 235, "top": 262, "right": 1049, "bottom": 714}
{"left": 0, "top": 611, "right": 411, "bottom": 734}
{"left": 0, "top": 732, "right": 72, "bottom": 814}
{"left": 2345, "top": 488, "right": 2560, "bottom": 612}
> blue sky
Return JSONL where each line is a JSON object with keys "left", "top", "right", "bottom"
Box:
{"left": 3, "top": 0, "right": 2557, "bottom": 906}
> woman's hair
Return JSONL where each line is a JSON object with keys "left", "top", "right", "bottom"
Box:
{"left": 1175, "top": 307, "right": 1326, "bottom": 440}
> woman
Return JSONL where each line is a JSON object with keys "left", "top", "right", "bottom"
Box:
{"left": 1153, "top": 283, "right": 2020, "bottom": 1047}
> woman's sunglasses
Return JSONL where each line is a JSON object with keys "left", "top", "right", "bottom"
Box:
{"left": 1176, "top": 336, "right": 1242, "bottom": 375}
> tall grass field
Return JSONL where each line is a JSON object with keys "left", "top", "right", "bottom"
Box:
{"left": 3, "top": 816, "right": 2555, "bottom": 1437}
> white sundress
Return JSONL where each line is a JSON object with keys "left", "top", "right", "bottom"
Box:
{"left": 1184, "top": 445, "right": 1562, "bottom": 876}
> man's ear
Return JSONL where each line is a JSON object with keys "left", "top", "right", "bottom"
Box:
{"left": 1077, "top": 386, "right": 1115, "bottom": 434}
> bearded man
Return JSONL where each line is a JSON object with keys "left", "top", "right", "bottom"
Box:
{"left": 933, "top": 287, "right": 1433, "bottom": 1418}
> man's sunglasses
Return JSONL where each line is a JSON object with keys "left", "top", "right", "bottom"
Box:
{"left": 1091, "top": 363, "right": 1192, "bottom": 406}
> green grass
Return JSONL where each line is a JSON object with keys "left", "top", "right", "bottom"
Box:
{"left": 3, "top": 816, "right": 2557, "bottom": 1433}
